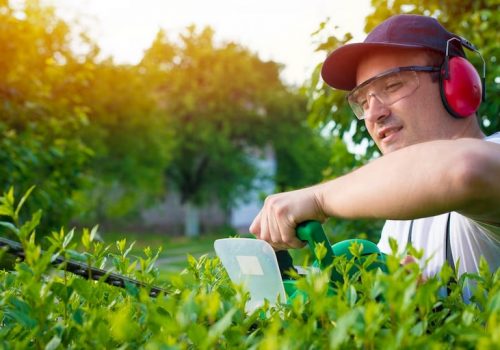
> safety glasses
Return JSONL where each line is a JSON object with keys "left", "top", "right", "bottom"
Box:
{"left": 347, "top": 66, "right": 440, "bottom": 120}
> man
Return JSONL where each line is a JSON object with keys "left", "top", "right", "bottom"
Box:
{"left": 250, "top": 14, "right": 500, "bottom": 282}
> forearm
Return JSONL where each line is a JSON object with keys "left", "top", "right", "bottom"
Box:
{"left": 316, "top": 138, "right": 500, "bottom": 222}
{"left": 250, "top": 138, "right": 500, "bottom": 249}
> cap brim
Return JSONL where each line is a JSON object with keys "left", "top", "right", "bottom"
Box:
{"left": 321, "top": 42, "right": 432, "bottom": 91}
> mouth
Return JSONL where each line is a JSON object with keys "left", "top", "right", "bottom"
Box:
{"left": 378, "top": 126, "right": 403, "bottom": 142}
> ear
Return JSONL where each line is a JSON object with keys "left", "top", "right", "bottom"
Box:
{"left": 439, "top": 57, "right": 482, "bottom": 118}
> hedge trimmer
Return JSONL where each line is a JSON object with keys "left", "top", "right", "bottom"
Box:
{"left": 215, "top": 221, "right": 387, "bottom": 311}
{"left": 0, "top": 236, "right": 167, "bottom": 297}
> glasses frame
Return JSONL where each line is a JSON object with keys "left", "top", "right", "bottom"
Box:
{"left": 347, "top": 65, "right": 441, "bottom": 120}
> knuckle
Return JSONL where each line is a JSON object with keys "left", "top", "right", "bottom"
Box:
{"left": 263, "top": 195, "right": 293, "bottom": 221}
{"left": 286, "top": 213, "right": 297, "bottom": 226}
{"left": 275, "top": 204, "right": 288, "bottom": 216}
{"left": 264, "top": 195, "right": 278, "bottom": 206}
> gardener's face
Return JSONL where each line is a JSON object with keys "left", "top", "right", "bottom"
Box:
{"left": 355, "top": 49, "right": 452, "bottom": 154}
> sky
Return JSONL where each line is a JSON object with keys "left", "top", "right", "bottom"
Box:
{"left": 44, "top": 0, "right": 372, "bottom": 85}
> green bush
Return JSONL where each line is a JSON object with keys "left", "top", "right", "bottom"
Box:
{"left": 0, "top": 188, "right": 499, "bottom": 349}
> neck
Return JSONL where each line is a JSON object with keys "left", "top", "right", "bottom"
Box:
{"left": 451, "top": 116, "right": 485, "bottom": 140}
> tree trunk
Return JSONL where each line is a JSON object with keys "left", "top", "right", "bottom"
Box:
{"left": 184, "top": 202, "right": 200, "bottom": 237}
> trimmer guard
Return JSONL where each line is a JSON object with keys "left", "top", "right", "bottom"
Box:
{"left": 214, "top": 238, "right": 286, "bottom": 311}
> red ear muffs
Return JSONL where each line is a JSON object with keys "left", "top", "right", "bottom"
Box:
{"left": 440, "top": 56, "right": 483, "bottom": 118}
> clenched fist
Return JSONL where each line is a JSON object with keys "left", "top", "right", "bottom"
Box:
{"left": 249, "top": 186, "right": 327, "bottom": 250}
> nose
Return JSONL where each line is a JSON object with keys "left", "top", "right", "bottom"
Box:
{"left": 363, "top": 94, "right": 390, "bottom": 123}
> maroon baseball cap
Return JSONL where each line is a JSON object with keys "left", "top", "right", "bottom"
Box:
{"left": 321, "top": 14, "right": 466, "bottom": 91}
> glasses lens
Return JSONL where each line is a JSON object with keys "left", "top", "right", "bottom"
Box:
{"left": 348, "top": 71, "right": 420, "bottom": 119}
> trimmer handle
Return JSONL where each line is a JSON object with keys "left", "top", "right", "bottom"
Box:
{"left": 296, "top": 221, "right": 388, "bottom": 280}
{"left": 296, "top": 221, "right": 334, "bottom": 269}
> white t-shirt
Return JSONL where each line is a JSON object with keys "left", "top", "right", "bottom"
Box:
{"left": 377, "top": 133, "right": 500, "bottom": 279}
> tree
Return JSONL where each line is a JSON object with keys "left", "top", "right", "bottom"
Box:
{"left": 269, "top": 92, "right": 332, "bottom": 192}
{"left": 141, "top": 26, "right": 322, "bottom": 236}
{"left": 0, "top": 0, "right": 94, "bottom": 232}
{"left": 73, "top": 61, "right": 174, "bottom": 224}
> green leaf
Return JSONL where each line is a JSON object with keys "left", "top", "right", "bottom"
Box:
{"left": 72, "top": 308, "right": 84, "bottom": 325}
{"left": 70, "top": 278, "right": 93, "bottom": 300}
{"left": 329, "top": 310, "right": 359, "bottom": 348}
{"left": 81, "top": 228, "right": 90, "bottom": 250}
{"left": 186, "top": 254, "right": 197, "bottom": 268}
{"left": 5, "top": 297, "right": 37, "bottom": 329}
{"left": 14, "top": 185, "right": 36, "bottom": 221}
{"left": 486, "top": 292, "right": 500, "bottom": 312}
{"left": 348, "top": 241, "right": 362, "bottom": 259}
{"left": 0, "top": 206, "right": 14, "bottom": 217}
{"left": 124, "top": 281, "right": 139, "bottom": 298}
{"left": 0, "top": 221, "right": 20, "bottom": 235}
{"left": 62, "top": 228, "right": 75, "bottom": 249}
{"left": 207, "top": 308, "right": 236, "bottom": 340}
{"left": 18, "top": 210, "right": 42, "bottom": 240}
{"left": 314, "top": 242, "right": 327, "bottom": 262}
{"left": 6, "top": 187, "right": 15, "bottom": 208}
{"left": 117, "top": 239, "right": 127, "bottom": 254}
{"left": 388, "top": 237, "right": 399, "bottom": 255}
{"left": 188, "top": 323, "right": 209, "bottom": 346}
{"left": 66, "top": 249, "right": 88, "bottom": 262}
{"left": 347, "top": 284, "right": 357, "bottom": 307}
{"left": 44, "top": 336, "right": 61, "bottom": 350}
{"left": 461, "top": 309, "right": 475, "bottom": 326}
{"left": 123, "top": 241, "right": 136, "bottom": 258}
{"left": 89, "top": 225, "right": 100, "bottom": 242}
{"left": 0, "top": 187, "right": 15, "bottom": 218}
{"left": 51, "top": 282, "right": 74, "bottom": 303}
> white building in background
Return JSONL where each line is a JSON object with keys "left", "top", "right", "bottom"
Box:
{"left": 141, "top": 146, "right": 276, "bottom": 235}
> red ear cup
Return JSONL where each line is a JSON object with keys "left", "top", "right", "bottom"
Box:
{"left": 440, "top": 56, "right": 482, "bottom": 118}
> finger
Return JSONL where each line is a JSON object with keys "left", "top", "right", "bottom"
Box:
{"left": 277, "top": 217, "right": 305, "bottom": 249}
{"left": 288, "top": 235, "right": 307, "bottom": 249}
{"left": 267, "top": 209, "right": 284, "bottom": 247}
{"left": 263, "top": 195, "right": 291, "bottom": 249}
{"left": 249, "top": 211, "right": 262, "bottom": 237}
{"left": 400, "top": 255, "right": 417, "bottom": 266}
{"left": 259, "top": 210, "right": 270, "bottom": 242}
{"left": 261, "top": 207, "right": 288, "bottom": 250}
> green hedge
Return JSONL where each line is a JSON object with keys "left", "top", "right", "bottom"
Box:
{"left": 0, "top": 188, "right": 499, "bottom": 349}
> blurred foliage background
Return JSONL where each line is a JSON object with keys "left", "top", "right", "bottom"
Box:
{"left": 0, "top": 0, "right": 498, "bottom": 240}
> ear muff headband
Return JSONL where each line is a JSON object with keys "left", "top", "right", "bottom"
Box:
{"left": 440, "top": 37, "right": 486, "bottom": 118}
